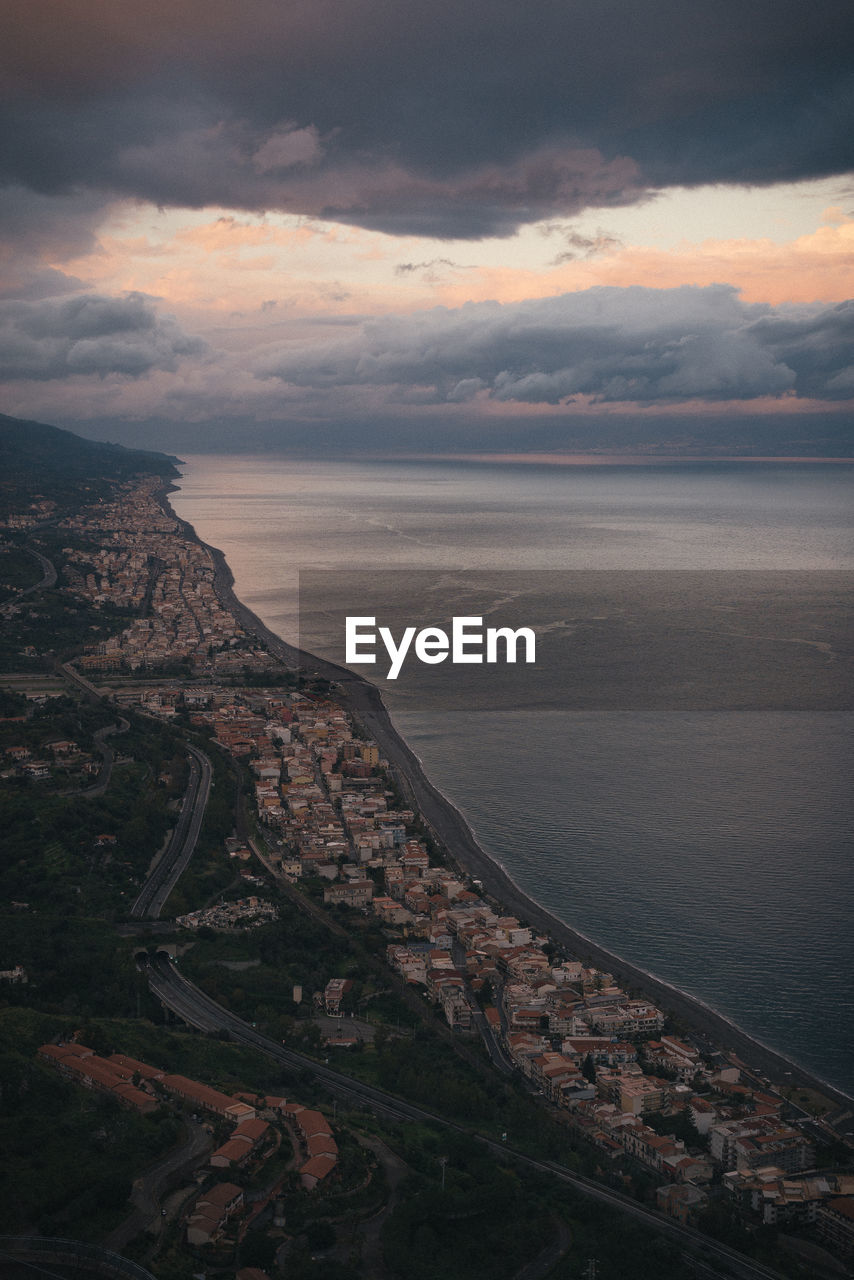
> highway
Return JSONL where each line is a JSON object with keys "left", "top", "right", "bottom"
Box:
{"left": 0, "top": 1236, "right": 156, "bottom": 1280}
{"left": 146, "top": 951, "right": 445, "bottom": 1125}
{"left": 130, "top": 743, "right": 212, "bottom": 919}
{"left": 60, "top": 662, "right": 213, "bottom": 920}
{"left": 479, "top": 1142, "right": 788, "bottom": 1280}
{"left": 0, "top": 546, "right": 57, "bottom": 619}
{"left": 145, "top": 952, "right": 785, "bottom": 1280}
{"left": 60, "top": 660, "right": 107, "bottom": 701}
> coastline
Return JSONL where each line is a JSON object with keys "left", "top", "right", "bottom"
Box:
{"left": 161, "top": 480, "right": 854, "bottom": 1112}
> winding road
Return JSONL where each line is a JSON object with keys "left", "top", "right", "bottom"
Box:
{"left": 102, "top": 1121, "right": 213, "bottom": 1254}
{"left": 58, "top": 717, "right": 130, "bottom": 798}
{"left": 0, "top": 546, "right": 57, "bottom": 618}
{"left": 144, "top": 952, "right": 786, "bottom": 1280}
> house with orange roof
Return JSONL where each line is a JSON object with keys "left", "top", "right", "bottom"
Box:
{"left": 159, "top": 1073, "right": 256, "bottom": 1122}
{"left": 300, "top": 1154, "right": 338, "bottom": 1191}
{"left": 281, "top": 1104, "right": 340, "bottom": 1190}
{"left": 209, "top": 1118, "right": 270, "bottom": 1169}
{"left": 37, "top": 1044, "right": 156, "bottom": 1113}
{"left": 108, "top": 1053, "right": 164, "bottom": 1081}
{"left": 186, "top": 1182, "right": 244, "bottom": 1246}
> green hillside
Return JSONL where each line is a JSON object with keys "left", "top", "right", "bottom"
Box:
{"left": 0, "top": 413, "right": 179, "bottom": 515}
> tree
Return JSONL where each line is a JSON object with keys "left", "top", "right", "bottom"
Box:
{"left": 305, "top": 1220, "right": 335, "bottom": 1251}
{"left": 240, "top": 1228, "right": 278, "bottom": 1270}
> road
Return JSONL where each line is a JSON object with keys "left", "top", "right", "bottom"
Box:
{"left": 145, "top": 952, "right": 785, "bottom": 1280}
{"left": 146, "top": 951, "right": 439, "bottom": 1124}
{"left": 0, "top": 546, "right": 57, "bottom": 618}
{"left": 103, "top": 1121, "right": 213, "bottom": 1253}
{"left": 61, "top": 660, "right": 106, "bottom": 702}
{"left": 59, "top": 717, "right": 130, "bottom": 798}
{"left": 130, "top": 743, "right": 212, "bottom": 919}
{"left": 0, "top": 1235, "right": 156, "bottom": 1280}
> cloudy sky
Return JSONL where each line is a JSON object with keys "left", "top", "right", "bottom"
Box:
{"left": 2, "top": 0, "right": 853, "bottom": 454}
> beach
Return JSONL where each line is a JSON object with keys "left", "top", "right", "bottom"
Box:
{"left": 164, "top": 481, "right": 853, "bottom": 1113}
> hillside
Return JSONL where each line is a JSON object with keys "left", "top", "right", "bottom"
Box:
{"left": 0, "top": 413, "right": 179, "bottom": 515}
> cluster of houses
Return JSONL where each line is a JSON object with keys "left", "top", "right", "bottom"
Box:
{"left": 1, "top": 736, "right": 100, "bottom": 785}
{"left": 722, "top": 1165, "right": 854, "bottom": 1255}
{"left": 182, "top": 1092, "right": 342, "bottom": 1245}
{"left": 561, "top": 1070, "right": 832, "bottom": 1223}
{"left": 53, "top": 659, "right": 840, "bottom": 1250}
{"left": 57, "top": 477, "right": 275, "bottom": 675}
{"left": 38, "top": 1040, "right": 259, "bottom": 1122}
{"left": 1, "top": 498, "right": 57, "bottom": 531}
{"left": 196, "top": 684, "right": 854, "bottom": 1243}
{"left": 0, "top": 963, "right": 27, "bottom": 983}
{"left": 188, "top": 690, "right": 418, "bottom": 927}
{"left": 279, "top": 1103, "right": 339, "bottom": 1191}
{"left": 39, "top": 468, "right": 846, "bottom": 1257}
{"left": 37, "top": 1040, "right": 342, "bottom": 1248}
{"left": 176, "top": 896, "right": 279, "bottom": 932}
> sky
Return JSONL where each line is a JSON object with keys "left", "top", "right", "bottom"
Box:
{"left": 1, "top": 0, "right": 853, "bottom": 456}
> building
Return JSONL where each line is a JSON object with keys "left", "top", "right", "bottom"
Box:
{"left": 159, "top": 1074, "right": 256, "bottom": 1122}
{"left": 186, "top": 1182, "right": 245, "bottom": 1246}
{"left": 209, "top": 1118, "right": 270, "bottom": 1169}
{"left": 38, "top": 1044, "right": 156, "bottom": 1113}
{"left": 323, "top": 879, "right": 373, "bottom": 907}
{"left": 324, "top": 978, "right": 354, "bottom": 1016}
{"left": 710, "top": 1117, "right": 814, "bottom": 1173}
{"left": 656, "top": 1184, "right": 709, "bottom": 1223}
{"left": 724, "top": 1167, "right": 834, "bottom": 1227}
{"left": 282, "top": 1104, "right": 340, "bottom": 1191}
{"left": 816, "top": 1198, "right": 854, "bottom": 1258}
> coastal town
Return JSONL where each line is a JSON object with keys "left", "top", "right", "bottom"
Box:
{"left": 1, "top": 442, "right": 853, "bottom": 1280}
{"left": 57, "top": 476, "right": 278, "bottom": 678}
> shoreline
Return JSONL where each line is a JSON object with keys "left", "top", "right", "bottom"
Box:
{"left": 161, "top": 479, "right": 854, "bottom": 1113}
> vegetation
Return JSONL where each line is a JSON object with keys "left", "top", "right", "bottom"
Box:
{"left": 0, "top": 580, "right": 138, "bottom": 671}
{"left": 0, "top": 760, "right": 174, "bottom": 915}
{"left": 0, "top": 1011, "right": 182, "bottom": 1238}
{"left": 382, "top": 1141, "right": 554, "bottom": 1280}
{"left": 1, "top": 424, "right": 848, "bottom": 1280}
{"left": 0, "top": 543, "right": 43, "bottom": 602}
{"left": 0, "top": 412, "right": 177, "bottom": 519}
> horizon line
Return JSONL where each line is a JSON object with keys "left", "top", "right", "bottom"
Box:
{"left": 368, "top": 452, "right": 854, "bottom": 466}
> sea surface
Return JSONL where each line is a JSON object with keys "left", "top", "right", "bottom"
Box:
{"left": 172, "top": 455, "right": 854, "bottom": 1096}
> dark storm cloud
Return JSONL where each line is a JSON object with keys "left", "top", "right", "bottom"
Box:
{"left": 749, "top": 302, "right": 854, "bottom": 400}
{"left": 0, "top": 265, "right": 85, "bottom": 302}
{"left": 1, "top": 0, "right": 853, "bottom": 238}
{"left": 0, "top": 186, "right": 115, "bottom": 306}
{"left": 254, "top": 285, "right": 854, "bottom": 404}
{"left": 0, "top": 186, "right": 108, "bottom": 257}
{"left": 0, "top": 292, "right": 206, "bottom": 380}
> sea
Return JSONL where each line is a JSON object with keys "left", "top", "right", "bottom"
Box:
{"left": 171, "top": 455, "right": 854, "bottom": 1097}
